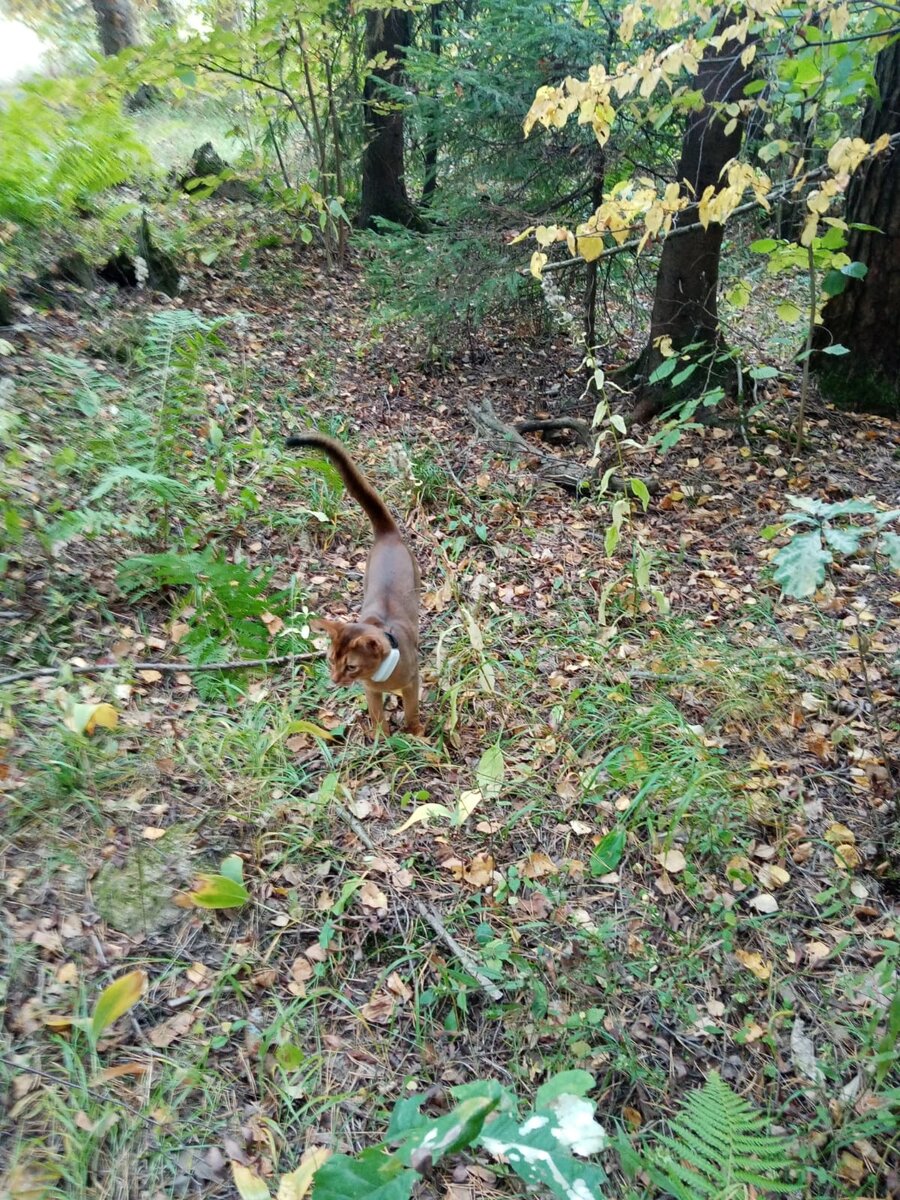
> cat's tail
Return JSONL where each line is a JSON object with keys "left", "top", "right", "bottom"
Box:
{"left": 286, "top": 433, "right": 397, "bottom": 537}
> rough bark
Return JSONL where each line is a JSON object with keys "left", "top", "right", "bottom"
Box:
{"left": 815, "top": 39, "right": 900, "bottom": 415}
{"left": 358, "top": 8, "right": 426, "bottom": 231}
{"left": 422, "top": 3, "right": 443, "bottom": 206}
{"left": 631, "top": 37, "right": 756, "bottom": 423}
{"left": 90, "top": 0, "right": 140, "bottom": 55}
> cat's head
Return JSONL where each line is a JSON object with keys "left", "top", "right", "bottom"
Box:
{"left": 311, "top": 618, "right": 391, "bottom": 685}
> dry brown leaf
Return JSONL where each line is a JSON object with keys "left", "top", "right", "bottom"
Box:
{"left": 657, "top": 848, "right": 686, "bottom": 873}
{"left": 360, "top": 991, "right": 395, "bottom": 1024}
{"left": 359, "top": 880, "right": 388, "bottom": 912}
{"left": 148, "top": 1010, "right": 194, "bottom": 1048}
{"left": 386, "top": 972, "right": 412, "bottom": 1002}
{"left": 519, "top": 851, "right": 557, "bottom": 880}
{"left": 138, "top": 670, "right": 163, "bottom": 683}
{"left": 734, "top": 949, "right": 772, "bottom": 980}
{"left": 141, "top": 826, "right": 167, "bottom": 840}
{"left": 462, "top": 853, "right": 495, "bottom": 888}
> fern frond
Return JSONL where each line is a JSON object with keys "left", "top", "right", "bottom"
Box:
{"left": 646, "top": 1072, "right": 798, "bottom": 1199}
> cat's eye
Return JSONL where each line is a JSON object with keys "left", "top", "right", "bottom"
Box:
{"left": 347, "top": 664, "right": 359, "bottom": 674}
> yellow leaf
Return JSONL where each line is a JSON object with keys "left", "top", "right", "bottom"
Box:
{"left": 86, "top": 703, "right": 118, "bottom": 733}
{"left": 391, "top": 802, "right": 452, "bottom": 834}
{"left": 232, "top": 1163, "right": 271, "bottom": 1200}
{"left": 455, "top": 788, "right": 483, "bottom": 823}
{"left": 141, "top": 827, "right": 167, "bottom": 840}
{"left": 734, "top": 949, "right": 771, "bottom": 981}
{"left": 576, "top": 233, "right": 605, "bottom": 262}
{"left": 825, "top": 822, "right": 855, "bottom": 845}
{"left": 276, "top": 1150, "right": 331, "bottom": 1200}
{"left": 91, "top": 969, "right": 147, "bottom": 1039}
{"left": 185, "top": 874, "right": 250, "bottom": 909}
{"left": 530, "top": 251, "right": 548, "bottom": 279}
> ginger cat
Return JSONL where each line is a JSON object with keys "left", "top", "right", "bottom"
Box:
{"left": 287, "top": 432, "right": 423, "bottom": 737}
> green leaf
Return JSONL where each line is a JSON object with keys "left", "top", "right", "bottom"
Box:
{"left": 393, "top": 1096, "right": 500, "bottom": 1167}
{"left": 187, "top": 873, "right": 250, "bottom": 909}
{"left": 821, "top": 343, "right": 850, "bottom": 355}
{"left": 822, "top": 524, "right": 865, "bottom": 555}
{"left": 841, "top": 260, "right": 867, "bottom": 279}
{"left": 776, "top": 301, "right": 803, "bottom": 324}
{"left": 760, "top": 523, "right": 786, "bottom": 541}
{"left": 176, "top": 68, "right": 197, "bottom": 86}
{"left": 726, "top": 280, "right": 751, "bottom": 307}
{"left": 91, "top": 969, "right": 147, "bottom": 1039}
{"left": 535, "top": 1071, "right": 595, "bottom": 1108}
{"left": 749, "top": 365, "right": 779, "bottom": 380}
{"left": 649, "top": 356, "right": 678, "bottom": 383}
{"left": 477, "top": 1107, "right": 607, "bottom": 1199}
{"left": 311, "top": 1149, "right": 413, "bottom": 1200}
{"left": 773, "top": 531, "right": 832, "bottom": 598}
{"left": 822, "top": 269, "right": 847, "bottom": 297}
{"left": 671, "top": 362, "right": 699, "bottom": 387}
{"left": 821, "top": 498, "right": 877, "bottom": 518}
{"left": 475, "top": 742, "right": 505, "bottom": 800}
{"left": 220, "top": 855, "right": 244, "bottom": 885}
{"left": 875, "top": 508, "right": 900, "bottom": 527}
{"left": 630, "top": 479, "right": 650, "bottom": 512}
{"left": 750, "top": 238, "right": 778, "bottom": 253}
{"left": 879, "top": 531, "right": 900, "bottom": 571}
{"left": 590, "top": 828, "right": 626, "bottom": 876}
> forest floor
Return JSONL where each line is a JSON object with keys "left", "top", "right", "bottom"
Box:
{"left": 1, "top": 199, "right": 899, "bottom": 1200}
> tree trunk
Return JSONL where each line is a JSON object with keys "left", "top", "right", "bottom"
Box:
{"left": 90, "top": 0, "right": 140, "bottom": 55}
{"left": 631, "top": 36, "right": 755, "bottom": 422}
{"left": 815, "top": 39, "right": 900, "bottom": 415}
{"left": 358, "top": 8, "right": 426, "bottom": 231}
{"left": 422, "top": 3, "right": 443, "bottom": 206}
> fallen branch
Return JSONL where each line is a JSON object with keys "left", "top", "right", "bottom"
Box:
{"left": 469, "top": 398, "right": 657, "bottom": 496}
{"left": 335, "top": 801, "right": 504, "bottom": 1003}
{"left": 513, "top": 417, "right": 594, "bottom": 448}
{"left": 0, "top": 651, "right": 320, "bottom": 688}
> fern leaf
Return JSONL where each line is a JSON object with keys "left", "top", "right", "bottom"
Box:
{"left": 645, "top": 1072, "right": 797, "bottom": 1199}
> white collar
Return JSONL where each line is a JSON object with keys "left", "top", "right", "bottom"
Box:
{"left": 371, "top": 645, "right": 400, "bottom": 684}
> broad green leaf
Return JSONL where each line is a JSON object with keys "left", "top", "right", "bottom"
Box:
{"left": 610, "top": 413, "right": 627, "bottom": 435}
{"left": 648, "top": 356, "right": 678, "bottom": 384}
{"left": 821, "top": 498, "right": 877, "bottom": 518}
{"left": 92, "top": 969, "right": 147, "bottom": 1039}
{"left": 821, "top": 344, "right": 850, "bottom": 355}
{"left": 385, "top": 1095, "right": 427, "bottom": 1141}
{"left": 787, "top": 495, "right": 825, "bottom": 516}
{"left": 535, "top": 1071, "right": 596, "bottom": 1108}
{"left": 277, "top": 1149, "right": 332, "bottom": 1200}
{"left": 311, "top": 1147, "right": 414, "bottom": 1200}
{"left": 671, "top": 362, "right": 699, "bottom": 387}
{"left": 822, "top": 524, "right": 865, "bottom": 555}
{"left": 760, "top": 523, "right": 786, "bottom": 541}
{"left": 475, "top": 743, "right": 505, "bottom": 800}
{"left": 232, "top": 1163, "right": 271, "bottom": 1200}
{"left": 748, "top": 365, "right": 779, "bottom": 380}
{"left": 630, "top": 478, "right": 650, "bottom": 512}
{"left": 750, "top": 238, "right": 778, "bottom": 253}
{"left": 776, "top": 301, "right": 803, "bottom": 324}
{"left": 393, "top": 1096, "right": 500, "bottom": 1168}
{"left": 773, "top": 531, "right": 832, "bottom": 598}
{"left": 841, "top": 260, "right": 867, "bottom": 279}
{"left": 477, "top": 1108, "right": 607, "bottom": 1199}
{"left": 590, "top": 829, "right": 626, "bottom": 876}
{"left": 879, "top": 531, "right": 900, "bottom": 571}
{"left": 822, "top": 269, "right": 847, "bottom": 297}
{"left": 220, "top": 855, "right": 244, "bottom": 885}
{"left": 604, "top": 521, "right": 620, "bottom": 557}
{"left": 187, "top": 873, "right": 250, "bottom": 909}
{"left": 454, "top": 788, "right": 483, "bottom": 824}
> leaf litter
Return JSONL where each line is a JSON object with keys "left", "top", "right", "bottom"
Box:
{"left": 0, "top": 215, "right": 898, "bottom": 1197}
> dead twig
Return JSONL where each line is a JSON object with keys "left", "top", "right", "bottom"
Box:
{"left": 0, "top": 652, "right": 320, "bottom": 688}
{"left": 513, "top": 417, "right": 594, "bottom": 448}
{"left": 335, "top": 801, "right": 504, "bottom": 1003}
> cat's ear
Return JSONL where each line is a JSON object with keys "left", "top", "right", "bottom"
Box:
{"left": 351, "top": 634, "right": 383, "bottom": 658}
{"left": 310, "top": 617, "right": 342, "bottom": 639}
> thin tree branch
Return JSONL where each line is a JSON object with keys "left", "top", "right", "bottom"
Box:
{"left": 0, "top": 652, "right": 320, "bottom": 688}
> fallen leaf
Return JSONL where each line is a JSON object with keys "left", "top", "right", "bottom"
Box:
{"left": 360, "top": 991, "right": 395, "bottom": 1023}
{"left": 359, "top": 880, "right": 388, "bottom": 912}
{"left": 276, "top": 1149, "right": 332, "bottom": 1200}
{"left": 92, "top": 969, "right": 147, "bottom": 1039}
{"left": 386, "top": 972, "right": 412, "bottom": 1002}
{"left": 825, "top": 822, "right": 855, "bottom": 845}
{"left": 657, "top": 848, "right": 686, "bottom": 873}
{"left": 138, "top": 670, "right": 163, "bottom": 683}
{"left": 748, "top": 893, "right": 779, "bottom": 914}
{"left": 756, "top": 863, "right": 790, "bottom": 889}
{"left": 735, "top": 949, "right": 772, "bottom": 980}
{"left": 142, "top": 826, "right": 167, "bottom": 840}
{"left": 519, "top": 851, "right": 557, "bottom": 879}
{"left": 462, "top": 853, "right": 495, "bottom": 888}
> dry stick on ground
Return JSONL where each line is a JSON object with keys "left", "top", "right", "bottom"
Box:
{"left": 513, "top": 417, "right": 595, "bottom": 448}
{"left": 469, "top": 397, "right": 656, "bottom": 496}
{"left": 334, "top": 801, "right": 504, "bottom": 1003}
{"left": 0, "top": 652, "right": 320, "bottom": 688}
